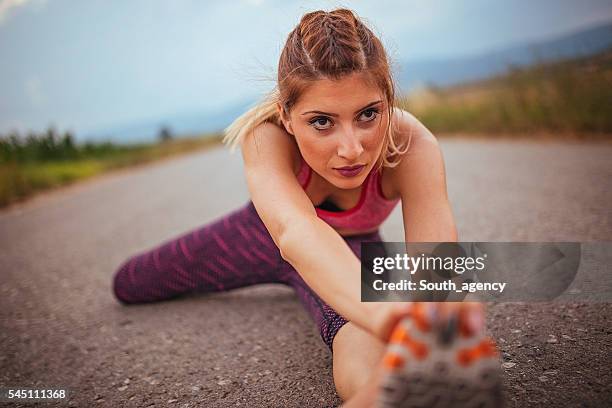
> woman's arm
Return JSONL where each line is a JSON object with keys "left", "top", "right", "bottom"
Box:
{"left": 392, "top": 109, "right": 458, "bottom": 243}
{"left": 368, "top": 109, "right": 460, "bottom": 342}
{"left": 278, "top": 215, "right": 380, "bottom": 332}
{"left": 241, "top": 122, "right": 380, "bottom": 335}
{"left": 281, "top": 111, "right": 458, "bottom": 341}
{"left": 241, "top": 115, "right": 458, "bottom": 341}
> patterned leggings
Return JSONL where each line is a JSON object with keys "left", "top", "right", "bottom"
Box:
{"left": 112, "top": 201, "right": 382, "bottom": 352}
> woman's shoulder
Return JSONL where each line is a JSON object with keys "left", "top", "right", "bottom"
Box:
{"left": 244, "top": 120, "right": 303, "bottom": 177}
{"left": 382, "top": 108, "right": 442, "bottom": 198}
{"left": 387, "top": 107, "right": 441, "bottom": 157}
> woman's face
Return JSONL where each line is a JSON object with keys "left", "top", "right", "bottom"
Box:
{"left": 282, "top": 72, "right": 388, "bottom": 190}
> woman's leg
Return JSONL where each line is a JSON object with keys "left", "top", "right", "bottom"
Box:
{"left": 246, "top": 225, "right": 500, "bottom": 406}
{"left": 332, "top": 321, "right": 387, "bottom": 404}
{"left": 276, "top": 230, "right": 382, "bottom": 351}
{"left": 112, "top": 201, "right": 282, "bottom": 304}
{"left": 276, "top": 230, "right": 386, "bottom": 404}
{"left": 337, "top": 306, "right": 503, "bottom": 408}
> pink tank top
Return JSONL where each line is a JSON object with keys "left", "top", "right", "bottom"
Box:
{"left": 296, "top": 156, "right": 400, "bottom": 233}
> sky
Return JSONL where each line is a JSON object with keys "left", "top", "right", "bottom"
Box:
{"left": 1, "top": 0, "right": 611, "bottom": 137}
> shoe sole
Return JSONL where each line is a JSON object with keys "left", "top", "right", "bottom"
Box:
{"left": 375, "top": 306, "right": 504, "bottom": 408}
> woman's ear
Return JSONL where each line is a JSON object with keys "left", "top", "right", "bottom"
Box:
{"left": 276, "top": 102, "right": 294, "bottom": 135}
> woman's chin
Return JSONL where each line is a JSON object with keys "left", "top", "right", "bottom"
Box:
{"left": 329, "top": 173, "right": 367, "bottom": 190}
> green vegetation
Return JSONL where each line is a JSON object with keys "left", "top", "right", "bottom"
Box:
{"left": 0, "top": 129, "right": 222, "bottom": 208}
{"left": 398, "top": 50, "right": 612, "bottom": 138}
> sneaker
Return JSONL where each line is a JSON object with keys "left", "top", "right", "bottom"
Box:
{"left": 375, "top": 303, "right": 504, "bottom": 408}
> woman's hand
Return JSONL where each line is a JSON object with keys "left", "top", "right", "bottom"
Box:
{"left": 369, "top": 301, "right": 485, "bottom": 343}
{"left": 369, "top": 302, "right": 415, "bottom": 342}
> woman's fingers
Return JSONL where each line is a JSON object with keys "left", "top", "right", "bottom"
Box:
{"left": 373, "top": 302, "right": 413, "bottom": 342}
{"left": 462, "top": 301, "right": 485, "bottom": 334}
{"left": 375, "top": 301, "right": 486, "bottom": 343}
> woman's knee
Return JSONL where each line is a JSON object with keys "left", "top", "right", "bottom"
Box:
{"left": 332, "top": 322, "right": 386, "bottom": 400}
{"left": 112, "top": 254, "right": 160, "bottom": 305}
{"left": 112, "top": 257, "right": 138, "bottom": 304}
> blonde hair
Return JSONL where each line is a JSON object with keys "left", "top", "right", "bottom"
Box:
{"left": 222, "top": 9, "right": 412, "bottom": 172}
{"left": 223, "top": 88, "right": 282, "bottom": 152}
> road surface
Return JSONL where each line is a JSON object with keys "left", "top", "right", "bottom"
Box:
{"left": 1, "top": 138, "right": 611, "bottom": 407}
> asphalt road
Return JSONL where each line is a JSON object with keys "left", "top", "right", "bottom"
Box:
{"left": 1, "top": 138, "right": 611, "bottom": 407}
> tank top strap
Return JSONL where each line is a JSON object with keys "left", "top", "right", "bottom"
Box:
{"left": 296, "top": 155, "right": 312, "bottom": 189}
{"left": 372, "top": 167, "right": 384, "bottom": 199}
{"left": 372, "top": 166, "right": 399, "bottom": 202}
{"left": 361, "top": 166, "right": 377, "bottom": 198}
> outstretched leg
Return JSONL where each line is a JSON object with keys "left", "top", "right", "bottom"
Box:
{"left": 275, "top": 229, "right": 383, "bottom": 351}
{"left": 112, "top": 201, "right": 282, "bottom": 304}
{"left": 274, "top": 229, "right": 387, "bottom": 405}
{"left": 333, "top": 321, "right": 387, "bottom": 405}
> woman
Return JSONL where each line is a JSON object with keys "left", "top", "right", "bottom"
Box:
{"left": 112, "top": 8, "right": 502, "bottom": 407}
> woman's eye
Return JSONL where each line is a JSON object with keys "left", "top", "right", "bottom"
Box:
{"left": 358, "top": 108, "right": 379, "bottom": 122}
{"left": 309, "top": 117, "right": 332, "bottom": 130}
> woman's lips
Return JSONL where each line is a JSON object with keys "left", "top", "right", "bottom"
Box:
{"left": 334, "top": 164, "right": 365, "bottom": 177}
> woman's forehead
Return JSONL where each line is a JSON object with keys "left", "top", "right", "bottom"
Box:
{"left": 293, "top": 72, "right": 383, "bottom": 114}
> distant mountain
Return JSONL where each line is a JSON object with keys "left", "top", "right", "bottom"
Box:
{"left": 81, "top": 98, "right": 256, "bottom": 145}
{"left": 84, "top": 21, "right": 612, "bottom": 143}
{"left": 397, "top": 21, "right": 612, "bottom": 92}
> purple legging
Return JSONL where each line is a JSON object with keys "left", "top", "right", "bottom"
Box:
{"left": 112, "top": 201, "right": 382, "bottom": 351}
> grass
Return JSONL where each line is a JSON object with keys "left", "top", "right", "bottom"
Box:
{"left": 398, "top": 49, "right": 612, "bottom": 138}
{"left": 0, "top": 135, "right": 222, "bottom": 208}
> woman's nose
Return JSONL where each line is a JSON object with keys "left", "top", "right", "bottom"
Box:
{"left": 337, "top": 130, "right": 364, "bottom": 161}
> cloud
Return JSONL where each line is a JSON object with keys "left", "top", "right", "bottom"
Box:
{"left": 0, "top": 0, "right": 46, "bottom": 25}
